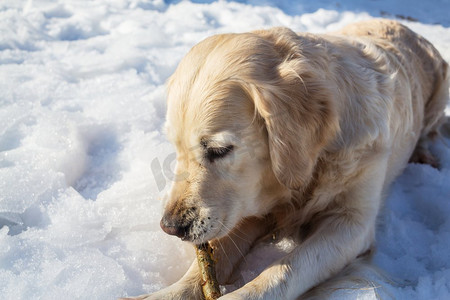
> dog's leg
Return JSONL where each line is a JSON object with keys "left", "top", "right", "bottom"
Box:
{"left": 219, "top": 159, "right": 387, "bottom": 300}
{"left": 211, "top": 216, "right": 274, "bottom": 285}
{"left": 410, "top": 60, "right": 449, "bottom": 169}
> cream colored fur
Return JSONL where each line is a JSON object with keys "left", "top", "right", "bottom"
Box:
{"left": 126, "top": 19, "right": 448, "bottom": 300}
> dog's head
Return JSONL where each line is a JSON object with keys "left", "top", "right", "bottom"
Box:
{"left": 160, "top": 28, "right": 338, "bottom": 244}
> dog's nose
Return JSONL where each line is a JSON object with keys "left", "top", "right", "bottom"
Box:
{"left": 160, "top": 214, "right": 190, "bottom": 238}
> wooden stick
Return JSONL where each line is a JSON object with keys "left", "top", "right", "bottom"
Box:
{"left": 195, "top": 243, "right": 221, "bottom": 300}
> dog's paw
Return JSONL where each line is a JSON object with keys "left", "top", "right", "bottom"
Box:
{"left": 119, "top": 293, "right": 172, "bottom": 300}
{"left": 120, "top": 283, "right": 201, "bottom": 300}
{"left": 219, "top": 295, "right": 243, "bottom": 300}
{"left": 218, "top": 292, "right": 245, "bottom": 300}
{"left": 119, "top": 294, "right": 160, "bottom": 300}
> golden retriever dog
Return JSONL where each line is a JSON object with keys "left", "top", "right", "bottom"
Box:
{"left": 131, "top": 19, "right": 448, "bottom": 299}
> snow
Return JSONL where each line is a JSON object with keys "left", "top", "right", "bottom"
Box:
{"left": 0, "top": 0, "right": 449, "bottom": 299}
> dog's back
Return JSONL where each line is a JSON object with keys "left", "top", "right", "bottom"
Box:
{"left": 334, "top": 19, "right": 448, "bottom": 184}
{"left": 338, "top": 19, "right": 448, "bottom": 137}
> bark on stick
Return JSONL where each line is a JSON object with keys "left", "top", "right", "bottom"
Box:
{"left": 195, "top": 243, "right": 221, "bottom": 300}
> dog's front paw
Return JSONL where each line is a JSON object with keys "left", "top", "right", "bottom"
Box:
{"left": 120, "top": 283, "right": 201, "bottom": 300}
{"left": 119, "top": 295, "right": 150, "bottom": 300}
{"left": 119, "top": 292, "right": 175, "bottom": 300}
{"left": 219, "top": 293, "right": 245, "bottom": 300}
{"left": 119, "top": 293, "right": 161, "bottom": 300}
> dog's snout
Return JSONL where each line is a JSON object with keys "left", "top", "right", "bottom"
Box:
{"left": 160, "top": 214, "right": 191, "bottom": 239}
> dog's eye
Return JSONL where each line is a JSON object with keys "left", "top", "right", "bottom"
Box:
{"left": 205, "top": 145, "right": 234, "bottom": 162}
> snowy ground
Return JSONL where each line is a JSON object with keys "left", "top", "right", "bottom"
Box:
{"left": 0, "top": 0, "right": 449, "bottom": 299}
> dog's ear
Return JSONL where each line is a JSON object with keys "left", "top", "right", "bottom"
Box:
{"left": 248, "top": 57, "right": 339, "bottom": 190}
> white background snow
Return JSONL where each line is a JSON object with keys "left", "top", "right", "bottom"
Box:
{"left": 0, "top": 0, "right": 449, "bottom": 299}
